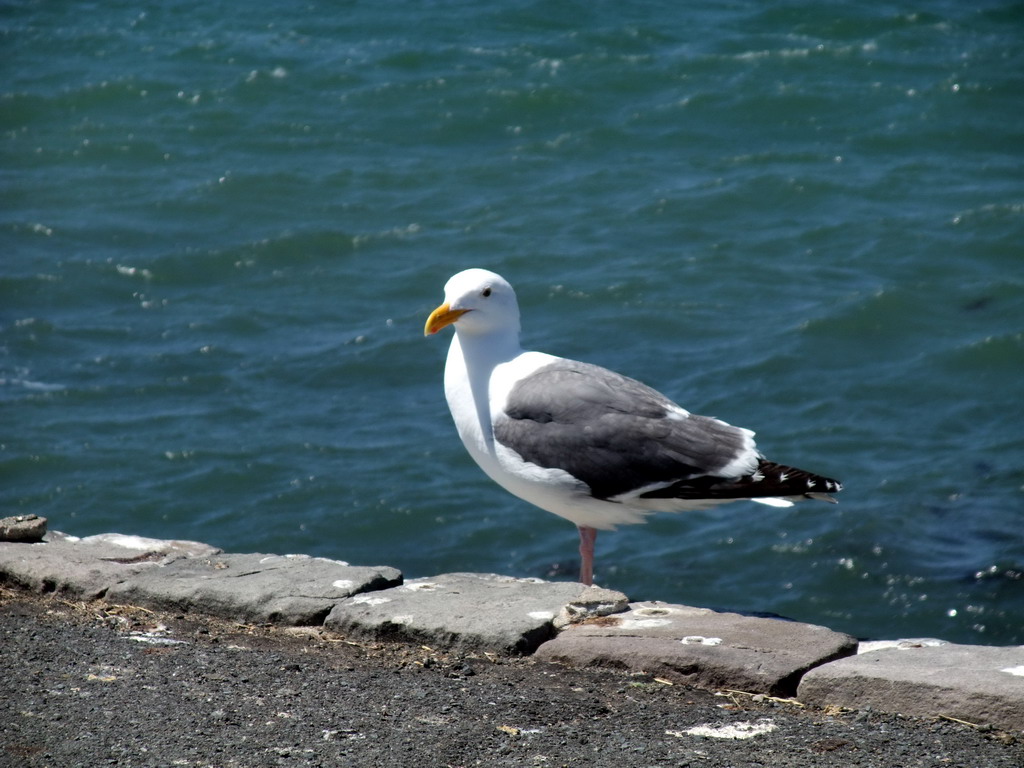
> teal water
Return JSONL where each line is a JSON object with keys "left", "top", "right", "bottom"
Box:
{"left": 3, "top": 1, "right": 1022, "bottom": 644}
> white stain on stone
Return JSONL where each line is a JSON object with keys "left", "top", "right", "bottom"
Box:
{"left": 311, "top": 555, "right": 351, "bottom": 567}
{"left": 332, "top": 579, "right": 355, "bottom": 590}
{"left": 390, "top": 615, "right": 414, "bottom": 625}
{"left": 858, "top": 638, "right": 947, "bottom": 654}
{"left": 617, "top": 618, "right": 672, "bottom": 629}
{"left": 88, "top": 533, "right": 163, "bottom": 551}
{"left": 528, "top": 611, "right": 554, "bottom": 620}
{"left": 403, "top": 582, "right": 442, "bottom": 591}
{"left": 266, "top": 554, "right": 349, "bottom": 567}
{"left": 681, "top": 635, "right": 722, "bottom": 646}
{"left": 1000, "top": 666, "right": 1024, "bottom": 677}
{"left": 633, "top": 606, "right": 673, "bottom": 617}
{"left": 671, "top": 720, "right": 776, "bottom": 740}
{"left": 350, "top": 594, "right": 391, "bottom": 606}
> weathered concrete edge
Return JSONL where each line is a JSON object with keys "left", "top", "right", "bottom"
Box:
{"left": 1, "top": 524, "right": 1020, "bottom": 733}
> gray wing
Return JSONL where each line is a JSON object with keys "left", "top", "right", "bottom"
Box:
{"left": 493, "top": 360, "right": 754, "bottom": 500}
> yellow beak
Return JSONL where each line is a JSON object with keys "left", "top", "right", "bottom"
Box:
{"left": 424, "top": 302, "right": 470, "bottom": 336}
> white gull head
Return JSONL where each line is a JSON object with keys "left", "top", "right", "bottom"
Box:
{"left": 424, "top": 268, "right": 521, "bottom": 339}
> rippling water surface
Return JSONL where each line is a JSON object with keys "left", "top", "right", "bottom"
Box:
{"left": 4, "top": 1, "right": 1023, "bottom": 643}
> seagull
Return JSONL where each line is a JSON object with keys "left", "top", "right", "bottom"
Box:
{"left": 424, "top": 268, "right": 841, "bottom": 586}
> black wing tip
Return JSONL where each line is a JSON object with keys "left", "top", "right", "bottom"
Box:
{"left": 638, "top": 460, "right": 843, "bottom": 503}
{"left": 756, "top": 460, "right": 842, "bottom": 494}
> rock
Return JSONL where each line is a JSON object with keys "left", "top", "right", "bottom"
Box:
{"left": 534, "top": 600, "right": 857, "bottom": 696}
{"left": 106, "top": 553, "right": 402, "bottom": 626}
{"left": 324, "top": 573, "right": 613, "bottom": 655}
{"left": 0, "top": 531, "right": 221, "bottom": 599}
{"left": 798, "top": 640, "right": 1024, "bottom": 733}
{"left": 0, "top": 514, "right": 48, "bottom": 542}
{"left": 553, "top": 585, "right": 631, "bottom": 629}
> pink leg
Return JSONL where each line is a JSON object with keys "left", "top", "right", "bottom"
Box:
{"left": 577, "top": 525, "right": 598, "bottom": 586}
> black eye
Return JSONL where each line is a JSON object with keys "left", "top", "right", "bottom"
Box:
{"left": 482, "top": 287, "right": 492, "bottom": 298}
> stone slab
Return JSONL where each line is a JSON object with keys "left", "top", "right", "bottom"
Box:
{"left": 0, "top": 531, "right": 222, "bottom": 600}
{"left": 106, "top": 552, "right": 402, "bottom": 626}
{"left": 325, "top": 573, "right": 625, "bottom": 655}
{"left": 534, "top": 600, "right": 858, "bottom": 697}
{"left": 798, "top": 640, "right": 1024, "bottom": 732}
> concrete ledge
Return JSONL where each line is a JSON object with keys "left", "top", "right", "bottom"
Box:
{"left": 106, "top": 552, "right": 403, "bottom": 626}
{"left": 324, "top": 573, "right": 624, "bottom": 655}
{"left": 798, "top": 640, "right": 1024, "bottom": 733}
{"left": 1, "top": 524, "right": 1021, "bottom": 733}
{"left": 534, "top": 600, "right": 858, "bottom": 697}
{"left": 0, "top": 531, "right": 220, "bottom": 599}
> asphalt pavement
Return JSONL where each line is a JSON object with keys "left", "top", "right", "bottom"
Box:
{"left": 2, "top": 589, "right": 1020, "bottom": 768}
